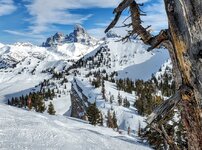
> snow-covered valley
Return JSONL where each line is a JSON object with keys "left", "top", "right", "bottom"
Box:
{"left": 0, "top": 25, "right": 171, "bottom": 150}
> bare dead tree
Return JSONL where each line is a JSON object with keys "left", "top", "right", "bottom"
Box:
{"left": 106, "top": 0, "right": 202, "bottom": 149}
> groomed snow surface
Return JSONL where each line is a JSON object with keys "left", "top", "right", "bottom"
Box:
{"left": 0, "top": 104, "right": 151, "bottom": 150}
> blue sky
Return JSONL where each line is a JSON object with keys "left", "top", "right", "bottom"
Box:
{"left": 0, "top": 0, "right": 167, "bottom": 45}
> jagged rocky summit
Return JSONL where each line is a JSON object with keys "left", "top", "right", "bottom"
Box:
{"left": 42, "top": 24, "right": 98, "bottom": 47}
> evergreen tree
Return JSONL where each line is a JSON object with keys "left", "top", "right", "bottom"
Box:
{"left": 110, "top": 95, "right": 114, "bottom": 104}
{"left": 92, "top": 76, "right": 101, "bottom": 88}
{"left": 107, "top": 110, "right": 114, "bottom": 128}
{"left": 128, "top": 126, "right": 131, "bottom": 135}
{"left": 36, "top": 96, "right": 46, "bottom": 113}
{"left": 7, "top": 99, "right": 10, "bottom": 105}
{"left": 47, "top": 102, "right": 56, "bottom": 115}
{"left": 48, "top": 88, "right": 52, "bottom": 100}
{"left": 112, "top": 111, "right": 118, "bottom": 129}
{"left": 11, "top": 97, "right": 15, "bottom": 106}
{"left": 99, "top": 112, "right": 104, "bottom": 126}
{"left": 117, "top": 92, "right": 122, "bottom": 106}
{"left": 86, "top": 102, "right": 100, "bottom": 126}
{"left": 138, "top": 122, "right": 142, "bottom": 137}
{"left": 101, "top": 79, "right": 106, "bottom": 100}
{"left": 51, "top": 89, "right": 55, "bottom": 98}
{"left": 123, "top": 97, "right": 129, "bottom": 108}
{"left": 18, "top": 97, "right": 23, "bottom": 108}
{"left": 14, "top": 97, "right": 19, "bottom": 106}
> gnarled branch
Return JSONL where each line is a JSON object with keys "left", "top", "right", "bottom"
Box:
{"left": 105, "top": 0, "right": 133, "bottom": 33}
{"left": 105, "top": 0, "right": 170, "bottom": 51}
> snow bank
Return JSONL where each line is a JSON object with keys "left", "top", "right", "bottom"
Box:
{"left": 0, "top": 104, "right": 151, "bottom": 150}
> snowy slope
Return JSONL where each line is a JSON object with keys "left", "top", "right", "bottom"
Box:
{"left": 0, "top": 43, "right": 70, "bottom": 102}
{"left": 0, "top": 43, "right": 4, "bottom": 48}
{"left": 80, "top": 37, "right": 170, "bottom": 81}
{"left": 0, "top": 39, "right": 98, "bottom": 102}
{"left": 106, "top": 39, "right": 169, "bottom": 80}
{"left": 0, "top": 30, "right": 100, "bottom": 115}
{"left": 48, "top": 42, "right": 99, "bottom": 60}
{"left": 72, "top": 77, "right": 147, "bottom": 132}
{"left": 0, "top": 42, "right": 69, "bottom": 68}
{"left": 0, "top": 104, "right": 151, "bottom": 150}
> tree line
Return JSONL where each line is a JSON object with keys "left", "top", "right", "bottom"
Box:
{"left": 8, "top": 90, "right": 56, "bottom": 115}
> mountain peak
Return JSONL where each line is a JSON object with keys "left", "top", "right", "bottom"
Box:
{"left": 69, "top": 24, "right": 97, "bottom": 45}
{"left": 43, "top": 24, "right": 98, "bottom": 47}
{"left": 54, "top": 32, "right": 65, "bottom": 37}
{"left": 74, "top": 24, "right": 86, "bottom": 33}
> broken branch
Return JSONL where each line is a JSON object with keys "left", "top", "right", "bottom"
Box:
{"left": 105, "top": 0, "right": 133, "bottom": 33}
{"left": 147, "top": 85, "right": 193, "bottom": 124}
{"left": 106, "top": 0, "right": 170, "bottom": 51}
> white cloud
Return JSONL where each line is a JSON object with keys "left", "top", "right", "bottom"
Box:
{"left": 142, "top": 0, "right": 168, "bottom": 33}
{"left": 3, "top": 30, "right": 46, "bottom": 45}
{"left": 25, "top": 0, "right": 152, "bottom": 34}
{"left": 2, "top": 0, "right": 165, "bottom": 44}
{"left": 0, "top": 0, "right": 16, "bottom": 16}
{"left": 4, "top": 30, "right": 28, "bottom": 36}
{"left": 25, "top": 0, "right": 122, "bottom": 33}
{"left": 4, "top": 30, "right": 45, "bottom": 39}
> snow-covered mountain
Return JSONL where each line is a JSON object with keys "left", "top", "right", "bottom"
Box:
{"left": 0, "top": 42, "right": 4, "bottom": 48}
{"left": 80, "top": 36, "right": 169, "bottom": 80}
{"left": 0, "top": 42, "right": 65, "bottom": 68}
{"left": 41, "top": 24, "right": 99, "bottom": 60}
{"left": 0, "top": 25, "right": 171, "bottom": 150}
{"left": 43, "top": 24, "right": 98, "bottom": 47}
{"left": 0, "top": 25, "right": 170, "bottom": 116}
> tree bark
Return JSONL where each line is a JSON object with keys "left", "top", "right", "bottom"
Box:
{"left": 164, "top": 0, "right": 202, "bottom": 149}
{"left": 106, "top": 0, "right": 202, "bottom": 149}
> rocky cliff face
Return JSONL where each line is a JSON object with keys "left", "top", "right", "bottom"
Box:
{"left": 42, "top": 32, "right": 66, "bottom": 47}
{"left": 42, "top": 24, "right": 98, "bottom": 47}
{"left": 70, "top": 78, "right": 89, "bottom": 120}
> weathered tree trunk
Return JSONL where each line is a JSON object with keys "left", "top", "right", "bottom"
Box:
{"left": 164, "top": 0, "right": 202, "bottom": 149}
{"left": 106, "top": 0, "right": 202, "bottom": 149}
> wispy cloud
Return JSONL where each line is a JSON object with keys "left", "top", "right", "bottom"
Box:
{"left": 25, "top": 0, "right": 125, "bottom": 34}
{"left": 0, "top": 0, "right": 17, "bottom": 16}
{"left": 3, "top": 30, "right": 45, "bottom": 39}
{"left": 1, "top": 0, "right": 165, "bottom": 44}
{"left": 3, "top": 30, "right": 47, "bottom": 45}
{"left": 24, "top": 0, "right": 151, "bottom": 34}
{"left": 142, "top": 0, "right": 168, "bottom": 33}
